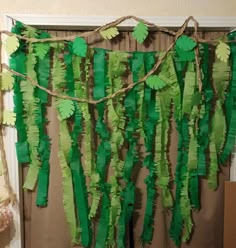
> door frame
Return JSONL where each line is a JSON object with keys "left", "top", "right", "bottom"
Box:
{"left": 2, "top": 13, "right": 236, "bottom": 248}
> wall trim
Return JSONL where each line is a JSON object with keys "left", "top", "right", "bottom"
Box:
{"left": 2, "top": 12, "right": 236, "bottom": 248}
{"left": 4, "top": 14, "right": 236, "bottom": 30}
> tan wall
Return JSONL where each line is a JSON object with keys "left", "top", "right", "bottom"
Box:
{"left": 0, "top": 0, "right": 236, "bottom": 18}
{"left": 0, "top": 0, "right": 235, "bottom": 247}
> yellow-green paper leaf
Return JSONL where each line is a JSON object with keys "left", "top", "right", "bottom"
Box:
{"left": 100, "top": 27, "right": 119, "bottom": 40}
{"left": 0, "top": 71, "right": 14, "bottom": 90}
{"left": 2, "top": 110, "right": 16, "bottom": 126}
{"left": 216, "top": 41, "right": 230, "bottom": 63}
{"left": 5, "top": 35, "right": 20, "bottom": 55}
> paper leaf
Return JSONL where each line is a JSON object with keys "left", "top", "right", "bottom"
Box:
{"left": 100, "top": 27, "right": 119, "bottom": 40}
{"left": 5, "top": 35, "right": 20, "bottom": 55}
{"left": 175, "top": 45, "right": 195, "bottom": 62}
{"left": 176, "top": 35, "right": 197, "bottom": 52}
{"left": 72, "top": 37, "right": 87, "bottom": 57}
{"left": 2, "top": 110, "right": 16, "bottom": 126}
{"left": 146, "top": 75, "right": 166, "bottom": 90}
{"left": 216, "top": 41, "right": 230, "bottom": 63}
{"left": 0, "top": 71, "right": 14, "bottom": 90}
{"left": 132, "top": 22, "right": 148, "bottom": 44}
{"left": 58, "top": 99, "right": 75, "bottom": 120}
{"left": 34, "top": 43, "right": 50, "bottom": 60}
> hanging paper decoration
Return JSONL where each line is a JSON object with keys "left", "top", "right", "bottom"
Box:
{"left": 132, "top": 21, "right": 148, "bottom": 44}
{"left": 100, "top": 27, "right": 119, "bottom": 40}
{"left": 1, "top": 16, "right": 236, "bottom": 248}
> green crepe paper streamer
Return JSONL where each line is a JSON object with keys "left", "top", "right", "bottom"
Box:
{"left": 141, "top": 52, "right": 159, "bottom": 244}
{"left": 10, "top": 51, "right": 30, "bottom": 163}
{"left": 95, "top": 185, "right": 111, "bottom": 248}
{"left": 51, "top": 48, "right": 80, "bottom": 244}
{"left": 74, "top": 49, "right": 100, "bottom": 220}
{"left": 35, "top": 45, "right": 51, "bottom": 206}
{"left": 93, "top": 48, "right": 112, "bottom": 248}
{"left": 10, "top": 48, "right": 29, "bottom": 162}
{"left": 117, "top": 52, "right": 144, "bottom": 247}
{"left": 22, "top": 41, "right": 42, "bottom": 190}
{"left": 197, "top": 43, "right": 213, "bottom": 176}
{"left": 58, "top": 127, "right": 79, "bottom": 245}
{"left": 117, "top": 182, "right": 135, "bottom": 248}
{"left": 106, "top": 51, "right": 128, "bottom": 178}
{"left": 219, "top": 39, "right": 236, "bottom": 164}
{"left": 187, "top": 106, "right": 200, "bottom": 209}
{"left": 123, "top": 52, "right": 143, "bottom": 181}
{"left": 170, "top": 58, "right": 192, "bottom": 246}
{"left": 93, "top": 48, "right": 111, "bottom": 179}
{"left": 67, "top": 50, "right": 92, "bottom": 246}
{"left": 170, "top": 116, "right": 192, "bottom": 246}
{"left": 208, "top": 134, "right": 218, "bottom": 190}
{"left": 154, "top": 53, "right": 179, "bottom": 209}
{"left": 106, "top": 176, "right": 122, "bottom": 248}
{"left": 182, "top": 62, "right": 196, "bottom": 115}
{"left": 212, "top": 100, "right": 226, "bottom": 153}
{"left": 106, "top": 51, "right": 128, "bottom": 247}
{"left": 35, "top": 48, "right": 51, "bottom": 103}
{"left": 36, "top": 135, "right": 51, "bottom": 206}
{"left": 155, "top": 91, "right": 173, "bottom": 208}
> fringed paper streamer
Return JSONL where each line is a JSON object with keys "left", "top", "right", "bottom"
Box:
{"left": 83, "top": 50, "right": 101, "bottom": 220}
{"left": 117, "top": 52, "right": 144, "bottom": 248}
{"left": 170, "top": 60, "right": 193, "bottom": 246}
{"left": 58, "top": 124, "right": 79, "bottom": 245}
{"left": 106, "top": 51, "right": 128, "bottom": 247}
{"left": 197, "top": 43, "right": 212, "bottom": 176}
{"left": 117, "top": 182, "right": 135, "bottom": 248}
{"left": 93, "top": 48, "right": 111, "bottom": 248}
{"left": 219, "top": 35, "right": 236, "bottom": 164}
{"left": 208, "top": 134, "right": 218, "bottom": 190}
{"left": 188, "top": 105, "right": 199, "bottom": 209}
{"left": 35, "top": 43, "right": 51, "bottom": 207}
{"left": 140, "top": 52, "right": 158, "bottom": 244}
{"left": 22, "top": 36, "right": 41, "bottom": 190}
{"left": 154, "top": 54, "right": 180, "bottom": 209}
{"left": 70, "top": 52, "right": 92, "bottom": 247}
{"left": 155, "top": 92, "right": 173, "bottom": 208}
{"left": 51, "top": 47, "right": 80, "bottom": 245}
{"left": 11, "top": 51, "right": 30, "bottom": 163}
{"left": 95, "top": 184, "right": 111, "bottom": 248}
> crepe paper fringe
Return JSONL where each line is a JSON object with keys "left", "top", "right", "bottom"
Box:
{"left": 140, "top": 52, "right": 159, "bottom": 244}
{"left": 35, "top": 48, "right": 51, "bottom": 207}
{"left": 6, "top": 20, "right": 236, "bottom": 248}
{"left": 93, "top": 48, "right": 111, "bottom": 248}
{"left": 70, "top": 52, "right": 92, "bottom": 247}
{"left": 219, "top": 35, "right": 236, "bottom": 164}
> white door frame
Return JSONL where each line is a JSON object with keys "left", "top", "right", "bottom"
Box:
{"left": 2, "top": 13, "right": 236, "bottom": 248}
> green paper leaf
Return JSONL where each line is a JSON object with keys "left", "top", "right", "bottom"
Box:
{"left": 2, "top": 110, "right": 16, "bottom": 126}
{"left": 58, "top": 99, "right": 75, "bottom": 120}
{"left": 132, "top": 22, "right": 148, "bottom": 44}
{"left": 5, "top": 35, "right": 20, "bottom": 55}
{"left": 216, "top": 41, "right": 230, "bottom": 63}
{"left": 72, "top": 37, "right": 87, "bottom": 57}
{"left": 100, "top": 27, "right": 119, "bottom": 40}
{"left": 175, "top": 46, "right": 195, "bottom": 62}
{"left": 176, "top": 35, "right": 197, "bottom": 52}
{"left": 0, "top": 71, "right": 14, "bottom": 90}
{"left": 146, "top": 75, "right": 166, "bottom": 90}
